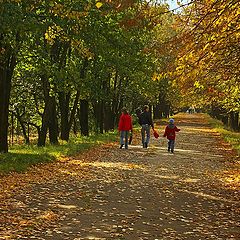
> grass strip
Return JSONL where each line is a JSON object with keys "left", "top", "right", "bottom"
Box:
{"left": 0, "top": 132, "right": 117, "bottom": 174}
{"left": 206, "top": 115, "right": 240, "bottom": 156}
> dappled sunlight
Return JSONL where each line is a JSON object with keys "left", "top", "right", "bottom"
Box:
{"left": 150, "top": 173, "right": 201, "bottom": 183}
{"left": 127, "top": 145, "right": 143, "bottom": 149}
{"left": 181, "top": 178, "right": 200, "bottom": 183}
{"left": 179, "top": 189, "right": 238, "bottom": 204}
{"left": 57, "top": 204, "right": 78, "bottom": 209}
{"left": 217, "top": 169, "right": 240, "bottom": 190}
{"left": 59, "top": 168, "right": 80, "bottom": 176}
{"left": 183, "top": 127, "right": 217, "bottom": 134}
{"left": 68, "top": 159, "right": 145, "bottom": 170}
{"left": 176, "top": 148, "right": 224, "bottom": 159}
{"left": 85, "top": 237, "right": 106, "bottom": 240}
{"left": 153, "top": 167, "right": 169, "bottom": 171}
{"left": 152, "top": 146, "right": 224, "bottom": 159}
{"left": 127, "top": 144, "right": 163, "bottom": 153}
{"left": 151, "top": 174, "right": 180, "bottom": 180}
{"left": 38, "top": 210, "right": 59, "bottom": 221}
{"left": 173, "top": 148, "right": 201, "bottom": 154}
{"left": 128, "top": 144, "right": 225, "bottom": 160}
{"left": 223, "top": 175, "right": 240, "bottom": 187}
{"left": 150, "top": 145, "right": 165, "bottom": 150}
{"left": 127, "top": 144, "right": 153, "bottom": 154}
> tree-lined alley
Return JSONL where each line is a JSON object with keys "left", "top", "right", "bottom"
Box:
{"left": 1, "top": 0, "right": 239, "bottom": 153}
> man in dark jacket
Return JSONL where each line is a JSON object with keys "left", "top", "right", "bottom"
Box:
{"left": 139, "top": 105, "right": 154, "bottom": 148}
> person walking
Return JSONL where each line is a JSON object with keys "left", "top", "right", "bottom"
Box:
{"left": 163, "top": 118, "right": 180, "bottom": 153}
{"left": 139, "top": 105, "right": 154, "bottom": 148}
{"left": 118, "top": 107, "right": 133, "bottom": 149}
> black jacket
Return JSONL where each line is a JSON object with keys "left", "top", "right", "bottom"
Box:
{"left": 139, "top": 111, "right": 154, "bottom": 128}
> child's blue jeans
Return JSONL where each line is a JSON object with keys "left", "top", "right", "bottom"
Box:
{"left": 168, "top": 139, "right": 175, "bottom": 152}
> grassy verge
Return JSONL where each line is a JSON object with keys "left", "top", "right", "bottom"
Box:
{"left": 206, "top": 115, "right": 240, "bottom": 156}
{"left": 0, "top": 132, "right": 118, "bottom": 174}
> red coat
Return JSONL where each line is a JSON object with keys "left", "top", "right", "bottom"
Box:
{"left": 118, "top": 113, "right": 132, "bottom": 131}
{"left": 163, "top": 124, "right": 180, "bottom": 140}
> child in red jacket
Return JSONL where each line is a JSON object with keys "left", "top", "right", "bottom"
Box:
{"left": 118, "top": 107, "right": 133, "bottom": 149}
{"left": 163, "top": 118, "right": 180, "bottom": 153}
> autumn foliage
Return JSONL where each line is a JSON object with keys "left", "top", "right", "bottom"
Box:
{"left": 173, "top": 0, "right": 239, "bottom": 130}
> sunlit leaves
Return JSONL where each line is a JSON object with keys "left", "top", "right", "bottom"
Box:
{"left": 44, "top": 24, "right": 65, "bottom": 45}
{"left": 174, "top": 0, "right": 240, "bottom": 112}
{"left": 50, "top": 2, "right": 89, "bottom": 20}
{"left": 95, "top": 1, "right": 103, "bottom": 9}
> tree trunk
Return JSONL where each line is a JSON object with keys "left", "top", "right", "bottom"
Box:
{"left": 21, "top": 121, "right": 30, "bottom": 144}
{"left": 80, "top": 99, "right": 89, "bottom": 136}
{"left": 11, "top": 112, "right": 14, "bottom": 145}
{"left": 73, "top": 116, "right": 78, "bottom": 135}
{"left": 48, "top": 97, "right": 59, "bottom": 144}
{"left": 58, "top": 91, "right": 80, "bottom": 141}
{"left": 38, "top": 103, "right": 50, "bottom": 147}
{"left": 15, "top": 110, "right": 30, "bottom": 144}
{"left": 222, "top": 115, "right": 228, "bottom": 125}
{"left": 58, "top": 58, "right": 87, "bottom": 140}
{"left": 58, "top": 92, "right": 70, "bottom": 141}
{"left": 104, "top": 104, "right": 112, "bottom": 132}
{"left": 99, "top": 101, "right": 104, "bottom": 134}
{"left": 26, "top": 122, "right": 41, "bottom": 143}
{"left": 68, "top": 91, "right": 80, "bottom": 136}
{"left": 229, "top": 111, "right": 239, "bottom": 132}
{"left": 111, "top": 70, "right": 118, "bottom": 129}
{"left": 164, "top": 104, "right": 170, "bottom": 118}
{"left": 0, "top": 53, "right": 16, "bottom": 152}
{"left": 235, "top": 112, "right": 240, "bottom": 132}
{"left": 153, "top": 104, "right": 161, "bottom": 119}
{"left": 92, "top": 101, "right": 99, "bottom": 133}
{"left": 38, "top": 74, "right": 59, "bottom": 146}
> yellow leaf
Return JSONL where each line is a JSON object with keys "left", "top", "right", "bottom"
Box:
{"left": 96, "top": 2, "right": 103, "bottom": 9}
{"left": 152, "top": 72, "right": 158, "bottom": 80}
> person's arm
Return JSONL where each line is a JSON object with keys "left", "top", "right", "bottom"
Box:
{"left": 175, "top": 126, "right": 180, "bottom": 132}
{"left": 138, "top": 113, "right": 142, "bottom": 125}
{"left": 136, "top": 109, "right": 142, "bottom": 125}
{"left": 163, "top": 126, "right": 168, "bottom": 137}
{"left": 118, "top": 115, "right": 123, "bottom": 131}
{"left": 130, "top": 116, "right": 133, "bottom": 131}
{"left": 148, "top": 112, "right": 154, "bottom": 129}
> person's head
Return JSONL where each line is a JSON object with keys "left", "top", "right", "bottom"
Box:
{"left": 122, "top": 107, "right": 128, "bottom": 114}
{"left": 143, "top": 105, "right": 149, "bottom": 112}
{"left": 169, "top": 118, "right": 174, "bottom": 124}
{"left": 136, "top": 108, "right": 142, "bottom": 116}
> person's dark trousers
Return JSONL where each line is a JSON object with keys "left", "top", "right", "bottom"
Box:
{"left": 168, "top": 139, "right": 175, "bottom": 153}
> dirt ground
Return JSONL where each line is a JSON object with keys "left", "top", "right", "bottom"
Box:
{"left": 0, "top": 113, "right": 239, "bottom": 240}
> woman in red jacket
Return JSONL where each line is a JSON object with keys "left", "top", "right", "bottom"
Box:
{"left": 118, "top": 107, "right": 133, "bottom": 149}
{"left": 163, "top": 118, "right": 180, "bottom": 153}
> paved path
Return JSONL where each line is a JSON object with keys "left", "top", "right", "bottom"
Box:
{"left": 0, "top": 114, "right": 239, "bottom": 239}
